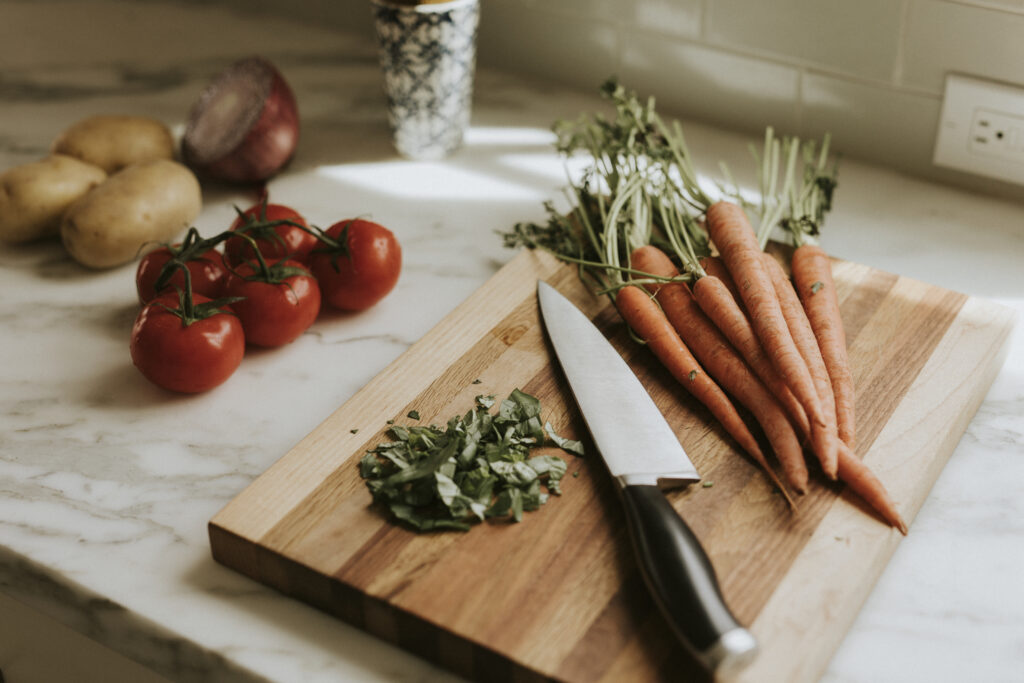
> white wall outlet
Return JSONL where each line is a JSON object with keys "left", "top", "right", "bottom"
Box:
{"left": 934, "top": 74, "right": 1024, "bottom": 186}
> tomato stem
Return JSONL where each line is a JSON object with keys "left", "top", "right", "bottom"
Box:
{"left": 230, "top": 203, "right": 312, "bottom": 251}
{"left": 309, "top": 220, "right": 353, "bottom": 272}
{"left": 151, "top": 226, "right": 232, "bottom": 294}
{"left": 157, "top": 262, "right": 244, "bottom": 327}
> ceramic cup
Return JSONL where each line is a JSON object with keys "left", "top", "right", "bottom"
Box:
{"left": 371, "top": 0, "right": 480, "bottom": 160}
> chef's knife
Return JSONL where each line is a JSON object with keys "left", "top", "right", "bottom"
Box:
{"left": 537, "top": 281, "right": 757, "bottom": 675}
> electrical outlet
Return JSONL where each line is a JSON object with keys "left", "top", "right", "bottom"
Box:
{"left": 933, "top": 74, "right": 1024, "bottom": 185}
{"left": 970, "top": 108, "right": 1024, "bottom": 161}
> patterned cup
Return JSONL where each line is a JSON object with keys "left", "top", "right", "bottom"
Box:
{"left": 371, "top": 0, "right": 480, "bottom": 160}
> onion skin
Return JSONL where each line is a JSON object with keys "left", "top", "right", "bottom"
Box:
{"left": 183, "top": 59, "right": 299, "bottom": 185}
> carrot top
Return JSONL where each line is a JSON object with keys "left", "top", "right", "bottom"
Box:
{"left": 754, "top": 129, "right": 840, "bottom": 249}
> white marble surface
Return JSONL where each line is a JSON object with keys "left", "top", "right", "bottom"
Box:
{"left": 1, "top": 2, "right": 1023, "bottom": 682}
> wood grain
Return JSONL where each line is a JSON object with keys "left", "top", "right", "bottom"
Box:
{"left": 209, "top": 248, "right": 1014, "bottom": 683}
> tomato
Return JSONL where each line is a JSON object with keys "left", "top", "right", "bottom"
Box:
{"left": 224, "top": 202, "right": 317, "bottom": 266}
{"left": 223, "top": 259, "right": 321, "bottom": 347}
{"left": 136, "top": 245, "right": 227, "bottom": 304}
{"left": 309, "top": 219, "right": 401, "bottom": 311}
{"left": 130, "top": 293, "right": 245, "bottom": 393}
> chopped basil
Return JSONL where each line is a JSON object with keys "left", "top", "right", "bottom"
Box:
{"left": 359, "top": 389, "right": 580, "bottom": 532}
{"left": 407, "top": 409, "right": 421, "bottom": 420}
{"left": 811, "top": 281, "right": 824, "bottom": 294}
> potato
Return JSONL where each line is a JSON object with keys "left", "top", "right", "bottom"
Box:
{"left": 61, "top": 159, "right": 202, "bottom": 269}
{"left": 0, "top": 155, "right": 108, "bottom": 245}
{"left": 51, "top": 115, "right": 175, "bottom": 174}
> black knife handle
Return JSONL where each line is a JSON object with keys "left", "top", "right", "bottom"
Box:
{"left": 620, "top": 484, "right": 758, "bottom": 674}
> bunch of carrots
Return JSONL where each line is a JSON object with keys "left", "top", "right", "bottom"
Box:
{"left": 507, "top": 81, "right": 906, "bottom": 533}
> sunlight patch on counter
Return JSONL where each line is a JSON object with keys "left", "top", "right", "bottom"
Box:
{"left": 313, "top": 126, "right": 566, "bottom": 201}
{"left": 462, "top": 126, "right": 556, "bottom": 147}
{"left": 316, "top": 161, "right": 548, "bottom": 201}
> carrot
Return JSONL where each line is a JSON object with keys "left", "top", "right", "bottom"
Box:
{"left": 704, "top": 201, "right": 828, "bottom": 436}
{"left": 689, "top": 268, "right": 810, "bottom": 437}
{"left": 698, "top": 255, "right": 743, "bottom": 306}
{"left": 614, "top": 285, "right": 769, "bottom": 474}
{"left": 792, "top": 244, "right": 856, "bottom": 449}
{"left": 837, "top": 442, "right": 907, "bottom": 534}
{"left": 690, "top": 272, "right": 842, "bottom": 484}
{"left": 762, "top": 253, "right": 840, "bottom": 479}
{"left": 631, "top": 246, "right": 805, "bottom": 497}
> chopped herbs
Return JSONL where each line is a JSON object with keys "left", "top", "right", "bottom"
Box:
{"left": 350, "top": 429, "right": 359, "bottom": 434}
{"left": 407, "top": 409, "right": 421, "bottom": 420}
{"left": 688, "top": 369, "right": 698, "bottom": 382}
{"left": 810, "top": 281, "right": 824, "bottom": 294}
{"left": 359, "top": 389, "right": 582, "bottom": 532}
{"left": 472, "top": 378, "right": 482, "bottom": 384}
{"left": 702, "top": 480, "right": 714, "bottom": 488}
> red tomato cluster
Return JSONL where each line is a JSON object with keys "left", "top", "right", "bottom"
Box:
{"left": 129, "top": 200, "right": 402, "bottom": 393}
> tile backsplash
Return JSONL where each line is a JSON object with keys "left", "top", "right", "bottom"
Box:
{"left": 237, "top": 0, "right": 1024, "bottom": 198}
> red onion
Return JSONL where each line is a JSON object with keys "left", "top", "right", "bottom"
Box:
{"left": 182, "top": 57, "right": 299, "bottom": 184}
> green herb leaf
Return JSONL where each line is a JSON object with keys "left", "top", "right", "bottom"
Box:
{"left": 529, "top": 455, "right": 568, "bottom": 495}
{"left": 499, "top": 389, "right": 541, "bottom": 422}
{"left": 407, "top": 410, "right": 421, "bottom": 420}
{"left": 810, "top": 281, "right": 824, "bottom": 294}
{"left": 545, "top": 421, "right": 585, "bottom": 456}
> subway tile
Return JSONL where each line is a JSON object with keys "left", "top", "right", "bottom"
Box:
{"left": 477, "top": 4, "right": 618, "bottom": 88}
{"left": 707, "top": 0, "right": 904, "bottom": 82}
{"left": 620, "top": 32, "right": 801, "bottom": 133}
{"left": 903, "top": 0, "right": 1024, "bottom": 93}
{"left": 801, "top": 72, "right": 943, "bottom": 177}
{"left": 629, "top": 0, "right": 703, "bottom": 40}
{"left": 539, "top": 0, "right": 632, "bottom": 23}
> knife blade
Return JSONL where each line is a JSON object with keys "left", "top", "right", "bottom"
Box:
{"left": 537, "top": 280, "right": 757, "bottom": 675}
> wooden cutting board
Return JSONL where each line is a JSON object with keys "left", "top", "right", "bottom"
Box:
{"left": 209, "top": 247, "right": 1014, "bottom": 683}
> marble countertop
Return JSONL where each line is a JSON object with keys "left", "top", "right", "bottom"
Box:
{"left": 2, "top": 2, "right": 1022, "bottom": 682}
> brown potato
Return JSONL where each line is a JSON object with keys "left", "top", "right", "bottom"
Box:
{"left": 51, "top": 115, "right": 175, "bottom": 174}
{"left": 61, "top": 159, "right": 201, "bottom": 269}
{"left": 0, "top": 155, "right": 107, "bottom": 245}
